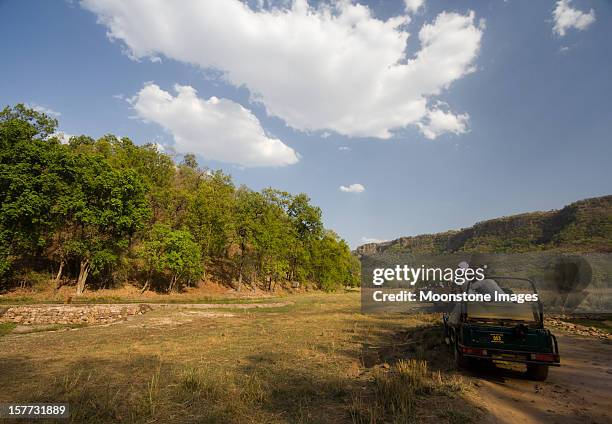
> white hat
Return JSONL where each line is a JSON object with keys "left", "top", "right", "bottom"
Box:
{"left": 458, "top": 261, "right": 470, "bottom": 269}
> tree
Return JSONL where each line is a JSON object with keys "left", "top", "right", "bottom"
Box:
{"left": 287, "top": 193, "right": 323, "bottom": 281}
{"left": 187, "top": 170, "right": 235, "bottom": 261}
{"left": 141, "top": 224, "right": 202, "bottom": 292}
{"left": 256, "top": 191, "right": 292, "bottom": 290}
{"left": 0, "top": 103, "right": 359, "bottom": 295}
{"left": 0, "top": 105, "right": 67, "bottom": 278}
{"left": 231, "top": 188, "right": 265, "bottom": 291}
{"left": 57, "top": 153, "right": 150, "bottom": 295}
{"left": 181, "top": 153, "right": 198, "bottom": 169}
{"left": 311, "top": 231, "right": 359, "bottom": 291}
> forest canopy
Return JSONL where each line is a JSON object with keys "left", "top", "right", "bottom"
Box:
{"left": 0, "top": 104, "right": 359, "bottom": 294}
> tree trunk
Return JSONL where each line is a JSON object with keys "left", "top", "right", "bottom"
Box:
{"left": 54, "top": 259, "right": 65, "bottom": 289}
{"left": 237, "top": 241, "right": 245, "bottom": 292}
{"left": 76, "top": 260, "right": 90, "bottom": 296}
{"left": 140, "top": 278, "right": 150, "bottom": 294}
{"left": 169, "top": 275, "right": 177, "bottom": 292}
{"left": 237, "top": 272, "right": 242, "bottom": 292}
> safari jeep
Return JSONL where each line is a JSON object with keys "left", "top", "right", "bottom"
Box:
{"left": 443, "top": 277, "right": 560, "bottom": 381}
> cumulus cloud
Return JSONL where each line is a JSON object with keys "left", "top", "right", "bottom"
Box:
{"left": 82, "top": 0, "right": 483, "bottom": 140}
{"left": 130, "top": 83, "right": 299, "bottom": 167}
{"left": 338, "top": 146, "right": 350, "bottom": 151}
{"left": 27, "top": 103, "right": 61, "bottom": 117}
{"left": 339, "top": 183, "right": 365, "bottom": 193}
{"left": 52, "top": 131, "right": 73, "bottom": 144}
{"left": 417, "top": 104, "right": 469, "bottom": 140}
{"left": 153, "top": 142, "right": 167, "bottom": 153}
{"left": 552, "top": 0, "right": 595, "bottom": 36}
{"left": 404, "top": 0, "right": 424, "bottom": 14}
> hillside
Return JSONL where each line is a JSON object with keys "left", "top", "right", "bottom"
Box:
{"left": 356, "top": 195, "right": 612, "bottom": 256}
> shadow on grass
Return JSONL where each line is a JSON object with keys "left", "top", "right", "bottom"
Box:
{"left": 0, "top": 312, "right": 498, "bottom": 423}
{"left": 351, "top": 318, "right": 486, "bottom": 423}
{"left": 237, "top": 351, "right": 351, "bottom": 423}
{"left": 0, "top": 352, "right": 350, "bottom": 424}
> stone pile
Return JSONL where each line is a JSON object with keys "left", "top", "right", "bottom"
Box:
{"left": 0, "top": 304, "right": 153, "bottom": 325}
{"left": 546, "top": 317, "right": 611, "bottom": 340}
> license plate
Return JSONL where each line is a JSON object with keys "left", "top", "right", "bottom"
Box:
{"left": 490, "top": 333, "right": 504, "bottom": 343}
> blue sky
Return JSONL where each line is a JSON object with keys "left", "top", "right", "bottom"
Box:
{"left": 1, "top": 0, "right": 610, "bottom": 248}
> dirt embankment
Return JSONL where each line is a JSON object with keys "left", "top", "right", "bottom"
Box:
{"left": 0, "top": 304, "right": 153, "bottom": 326}
{"left": 0, "top": 301, "right": 291, "bottom": 327}
{"left": 546, "top": 315, "right": 612, "bottom": 340}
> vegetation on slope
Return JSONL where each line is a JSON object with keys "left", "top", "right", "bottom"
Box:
{"left": 356, "top": 195, "right": 612, "bottom": 256}
{"left": 0, "top": 104, "right": 359, "bottom": 294}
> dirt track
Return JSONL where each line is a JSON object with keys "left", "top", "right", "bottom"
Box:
{"left": 472, "top": 333, "right": 612, "bottom": 424}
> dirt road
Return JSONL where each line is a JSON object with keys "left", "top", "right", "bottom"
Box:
{"left": 473, "top": 333, "right": 612, "bottom": 424}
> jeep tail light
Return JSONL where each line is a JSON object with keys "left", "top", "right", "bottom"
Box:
{"left": 462, "top": 347, "right": 486, "bottom": 356}
{"left": 534, "top": 353, "right": 555, "bottom": 362}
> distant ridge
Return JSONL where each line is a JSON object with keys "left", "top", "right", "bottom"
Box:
{"left": 355, "top": 195, "right": 612, "bottom": 256}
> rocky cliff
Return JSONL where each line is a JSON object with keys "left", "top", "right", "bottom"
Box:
{"left": 355, "top": 195, "right": 612, "bottom": 256}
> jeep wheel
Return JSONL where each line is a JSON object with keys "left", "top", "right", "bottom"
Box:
{"left": 526, "top": 364, "right": 549, "bottom": 381}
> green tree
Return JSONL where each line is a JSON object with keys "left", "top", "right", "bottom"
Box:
{"left": 0, "top": 103, "right": 358, "bottom": 295}
{"left": 256, "top": 190, "right": 293, "bottom": 290}
{"left": 141, "top": 224, "right": 202, "bottom": 292}
{"left": 0, "top": 105, "right": 67, "bottom": 278}
{"left": 287, "top": 193, "right": 323, "bottom": 281}
{"left": 187, "top": 170, "right": 235, "bottom": 262}
{"left": 57, "top": 154, "right": 150, "bottom": 295}
{"left": 231, "top": 188, "right": 265, "bottom": 291}
{"left": 311, "top": 231, "right": 359, "bottom": 291}
{"left": 181, "top": 153, "right": 198, "bottom": 169}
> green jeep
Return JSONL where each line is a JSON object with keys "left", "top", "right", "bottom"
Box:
{"left": 443, "top": 277, "right": 560, "bottom": 381}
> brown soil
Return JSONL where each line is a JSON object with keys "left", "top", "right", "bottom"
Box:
{"left": 473, "top": 333, "right": 612, "bottom": 424}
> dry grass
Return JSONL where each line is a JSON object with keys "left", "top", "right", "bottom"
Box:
{"left": 0, "top": 322, "right": 16, "bottom": 337}
{"left": 0, "top": 293, "right": 481, "bottom": 423}
{"left": 350, "top": 359, "right": 472, "bottom": 424}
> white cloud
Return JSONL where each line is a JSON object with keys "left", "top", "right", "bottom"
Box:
{"left": 361, "top": 237, "right": 388, "bottom": 244}
{"left": 338, "top": 146, "right": 350, "bottom": 151}
{"left": 339, "top": 183, "right": 365, "bottom": 193}
{"left": 552, "top": 0, "right": 595, "bottom": 36}
{"left": 404, "top": 0, "right": 424, "bottom": 14}
{"left": 52, "top": 131, "right": 73, "bottom": 144}
{"left": 27, "top": 103, "right": 61, "bottom": 117}
{"left": 417, "top": 104, "right": 469, "bottom": 140}
{"left": 130, "top": 83, "right": 299, "bottom": 167}
{"left": 82, "top": 0, "right": 483, "bottom": 140}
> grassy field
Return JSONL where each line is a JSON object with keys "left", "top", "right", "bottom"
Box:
{"left": 0, "top": 293, "right": 482, "bottom": 423}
